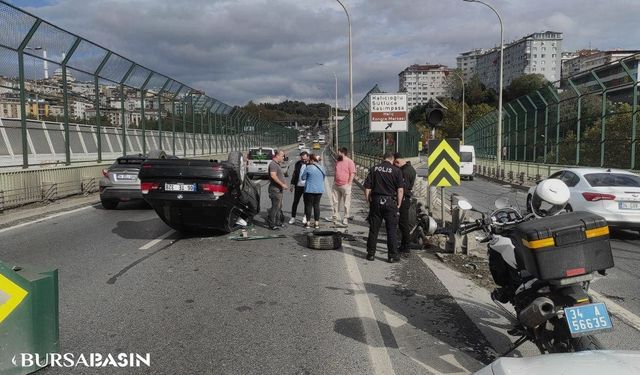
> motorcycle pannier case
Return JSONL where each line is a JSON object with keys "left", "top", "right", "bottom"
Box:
{"left": 511, "top": 212, "right": 613, "bottom": 281}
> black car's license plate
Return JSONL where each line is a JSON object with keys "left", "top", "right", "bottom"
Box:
{"left": 165, "top": 183, "right": 196, "bottom": 192}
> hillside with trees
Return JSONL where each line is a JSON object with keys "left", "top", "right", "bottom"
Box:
{"left": 242, "top": 100, "right": 345, "bottom": 126}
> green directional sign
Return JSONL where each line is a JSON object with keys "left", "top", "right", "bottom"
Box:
{"left": 428, "top": 139, "right": 460, "bottom": 187}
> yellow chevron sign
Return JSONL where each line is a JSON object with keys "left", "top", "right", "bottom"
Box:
{"left": 428, "top": 139, "right": 460, "bottom": 187}
{"left": 0, "top": 273, "right": 28, "bottom": 324}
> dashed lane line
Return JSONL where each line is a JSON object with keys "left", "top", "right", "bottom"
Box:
{"left": 139, "top": 230, "right": 176, "bottom": 250}
{"left": 321, "top": 149, "right": 395, "bottom": 374}
{"left": 342, "top": 243, "right": 396, "bottom": 375}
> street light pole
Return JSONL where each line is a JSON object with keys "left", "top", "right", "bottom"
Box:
{"left": 452, "top": 71, "right": 465, "bottom": 143}
{"left": 463, "top": 0, "right": 503, "bottom": 170}
{"left": 335, "top": 0, "right": 354, "bottom": 155}
{"left": 317, "top": 63, "right": 339, "bottom": 150}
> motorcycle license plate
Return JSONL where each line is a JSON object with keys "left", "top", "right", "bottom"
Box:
{"left": 564, "top": 303, "right": 612, "bottom": 337}
{"left": 165, "top": 183, "right": 196, "bottom": 192}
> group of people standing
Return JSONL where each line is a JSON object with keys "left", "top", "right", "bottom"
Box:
{"left": 265, "top": 149, "right": 327, "bottom": 230}
{"left": 265, "top": 147, "right": 417, "bottom": 265}
{"left": 265, "top": 147, "right": 355, "bottom": 230}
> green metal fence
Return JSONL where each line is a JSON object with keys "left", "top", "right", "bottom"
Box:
{"left": 0, "top": 1, "right": 296, "bottom": 169}
{"left": 466, "top": 54, "right": 640, "bottom": 170}
{"left": 336, "top": 84, "right": 420, "bottom": 158}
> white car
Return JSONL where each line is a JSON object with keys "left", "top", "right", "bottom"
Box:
{"left": 298, "top": 143, "right": 305, "bottom": 150}
{"left": 527, "top": 168, "right": 640, "bottom": 229}
{"left": 246, "top": 147, "right": 275, "bottom": 179}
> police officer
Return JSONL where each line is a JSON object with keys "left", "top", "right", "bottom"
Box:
{"left": 393, "top": 152, "right": 417, "bottom": 257}
{"left": 364, "top": 151, "right": 404, "bottom": 263}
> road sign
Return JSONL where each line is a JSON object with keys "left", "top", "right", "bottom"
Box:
{"left": 369, "top": 93, "right": 407, "bottom": 132}
{"left": 0, "top": 273, "right": 28, "bottom": 324}
{"left": 428, "top": 139, "right": 460, "bottom": 187}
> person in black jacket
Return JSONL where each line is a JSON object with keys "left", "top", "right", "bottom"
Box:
{"left": 394, "top": 153, "right": 417, "bottom": 256}
{"left": 288, "top": 151, "right": 309, "bottom": 224}
{"left": 364, "top": 151, "right": 404, "bottom": 263}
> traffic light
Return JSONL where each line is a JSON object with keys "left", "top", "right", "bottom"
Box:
{"left": 425, "top": 108, "right": 444, "bottom": 127}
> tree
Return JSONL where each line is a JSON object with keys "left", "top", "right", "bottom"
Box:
{"left": 439, "top": 99, "right": 495, "bottom": 139}
{"left": 504, "top": 74, "right": 549, "bottom": 102}
{"left": 444, "top": 72, "right": 497, "bottom": 106}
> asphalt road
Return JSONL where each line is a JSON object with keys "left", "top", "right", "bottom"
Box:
{"left": 444, "top": 176, "right": 640, "bottom": 351}
{"left": 0, "top": 147, "right": 493, "bottom": 374}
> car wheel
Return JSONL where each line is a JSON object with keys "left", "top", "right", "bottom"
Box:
{"left": 101, "top": 198, "right": 118, "bottom": 210}
{"left": 307, "top": 231, "right": 342, "bottom": 250}
{"left": 565, "top": 204, "right": 573, "bottom": 213}
{"left": 228, "top": 151, "right": 246, "bottom": 181}
{"left": 469, "top": 176, "right": 474, "bottom": 181}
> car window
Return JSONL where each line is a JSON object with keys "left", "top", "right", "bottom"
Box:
{"left": 249, "top": 149, "right": 274, "bottom": 160}
{"left": 584, "top": 173, "right": 640, "bottom": 187}
{"left": 561, "top": 171, "right": 580, "bottom": 187}
{"left": 460, "top": 152, "right": 473, "bottom": 162}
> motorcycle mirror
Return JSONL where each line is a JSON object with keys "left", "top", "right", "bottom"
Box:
{"left": 458, "top": 200, "right": 472, "bottom": 211}
{"left": 495, "top": 197, "right": 509, "bottom": 209}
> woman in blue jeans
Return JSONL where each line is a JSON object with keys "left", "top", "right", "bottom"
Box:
{"left": 300, "top": 154, "right": 326, "bottom": 229}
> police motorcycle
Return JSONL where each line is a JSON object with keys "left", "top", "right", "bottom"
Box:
{"left": 456, "top": 179, "right": 615, "bottom": 354}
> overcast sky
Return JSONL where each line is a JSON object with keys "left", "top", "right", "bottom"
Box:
{"left": 10, "top": 0, "right": 640, "bottom": 107}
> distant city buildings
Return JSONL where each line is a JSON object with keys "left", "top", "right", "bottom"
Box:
{"left": 0, "top": 69, "right": 164, "bottom": 127}
{"left": 561, "top": 49, "right": 640, "bottom": 80}
{"left": 398, "top": 64, "right": 451, "bottom": 110}
{"left": 465, "top": 31, "right": 563, "bottom": 90}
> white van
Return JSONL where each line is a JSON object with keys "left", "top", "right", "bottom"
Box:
{"left": 459, "top": 145, "right": 476, "bottom": 180}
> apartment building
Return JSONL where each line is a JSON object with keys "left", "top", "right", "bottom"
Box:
{"left": 470, "top": 31, "right": 563, "bottom": 90}
{"left": 456, "top": 49, "right": 486, "bottom": 81}
{"left": 398, "top": 64, "right": 451, "bottom": 110}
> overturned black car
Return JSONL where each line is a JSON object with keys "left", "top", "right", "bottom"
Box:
{"left": 138, "top": 151, "right": 260, "bottom": 233}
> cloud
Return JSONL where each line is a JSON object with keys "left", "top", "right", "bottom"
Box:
{"left": 9, "top": 0, "right": 640, "bottom": 106}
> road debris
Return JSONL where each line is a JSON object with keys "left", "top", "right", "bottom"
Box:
{"left": 228, "top": 234, "right": 287, "bottom": 241}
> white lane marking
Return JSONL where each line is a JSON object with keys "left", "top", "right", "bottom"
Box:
{"left": 0, "top": 205, "right": 92, "bottom": 234}
{"left": 139, "top": 230, "right": 176, "bottom": 250}
{"left": 326, "top": 149, "right": 394, "bottom": 373}
{"left": 342, "top": 243, "right": 396, "bottom": 375}
{"left": 590, "top": 289, "right": 640, "bottom": 332}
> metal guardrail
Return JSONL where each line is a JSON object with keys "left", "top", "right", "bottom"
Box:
{"left": 0, "top": 1, "right": 297, "bottom": 169}
{"left": 474, "top": 158, "right": 571, "bottom": 186}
